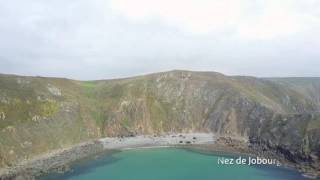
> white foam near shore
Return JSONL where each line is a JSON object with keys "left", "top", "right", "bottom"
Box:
{"left": 98, "top": 133, "right": 216, "bottom": 149}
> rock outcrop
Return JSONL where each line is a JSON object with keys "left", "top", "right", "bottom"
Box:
{"left": 0, "top": 70, "right": 319, "bottom": 175}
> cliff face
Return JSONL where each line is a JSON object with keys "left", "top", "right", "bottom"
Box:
{"left": 0, "top": 70, "right": 319, "bottom": 169}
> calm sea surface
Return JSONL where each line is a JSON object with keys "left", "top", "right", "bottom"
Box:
{"left": 39, "top": 148, "right": 313, "bottom": 180}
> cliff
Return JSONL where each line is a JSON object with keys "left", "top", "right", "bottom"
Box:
{"left": 0, "top": 70, "right": 319, "bottom": 172}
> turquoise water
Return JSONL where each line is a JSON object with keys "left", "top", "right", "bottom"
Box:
{"left": 39, "top": 148, "right": 310, "bottom": 180}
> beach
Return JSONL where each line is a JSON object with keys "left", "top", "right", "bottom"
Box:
{"left": 1, "top": 133, "right": 318, "bottom": 179}
{"left": 98, "top": 133, "right": 216, "bottom": 149}
{"left": 0, "top": 133, "right": 216, "bottom": 180}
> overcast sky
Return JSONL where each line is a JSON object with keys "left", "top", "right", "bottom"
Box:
{"left": 0, "top": 0, "right": 319, "bottom": 80}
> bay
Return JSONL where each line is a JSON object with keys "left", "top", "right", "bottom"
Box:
{"left": 39, "top": 148, "right": 310, "bottom": 180}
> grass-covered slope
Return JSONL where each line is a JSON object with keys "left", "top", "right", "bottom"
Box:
{"left": 0, "top": 75, "right": 99, "bottom": 166}
{"left": 0, "top": 70, "right": 319, "bottom": 168}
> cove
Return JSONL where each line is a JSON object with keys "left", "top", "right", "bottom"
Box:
{"left": 38, "top": 148, "right": 311, "bottom": 180}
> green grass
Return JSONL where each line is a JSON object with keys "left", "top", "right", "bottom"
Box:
{"left": 121, "top": 117, "right": 130, "bottom": 128}
{"left": 1, "top": 71, "right": 320, "bottom": 168}
{"left": 81, "top": 81, "right": 97, "bottom": 98}
{"left": 0, "top": 99, "right": 60, "bottom": 129}
{"left": 146, "top": 95, "right": 167, "bottom": 131}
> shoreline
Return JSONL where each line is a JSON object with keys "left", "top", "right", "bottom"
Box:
{"left": 0, "top": 133, "right": 215, "bottom": 180}
{"left": 0, "top": 133, "right": 318, "bottom": 179}
{"left": 98, "top": 133, "right": 216, "bottom": 150}
{"left": 0, "top": 141, "right": 105, "bottom": 180}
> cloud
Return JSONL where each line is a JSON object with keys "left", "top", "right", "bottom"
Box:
{"left": 109, "top": 0, "right": 319, "bottom": 40}
{"left": 0, "top": 0, "right": 319, "bottom": 79}
{"left": 110, "top": 0, "right": 243, "bottom": 34}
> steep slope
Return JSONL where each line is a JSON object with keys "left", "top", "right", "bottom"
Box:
{"left": 0, "top": 75, "right": 100, "bottom": 167}
{"left": 265, "top": 77, "right": 320, "bottom": 112}
{"left": 0, "top": 70, "right": 319, "bottom": 171}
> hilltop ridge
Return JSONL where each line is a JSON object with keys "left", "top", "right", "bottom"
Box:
{"left": 0, "top": 70, "right": 319, "bottom": 175}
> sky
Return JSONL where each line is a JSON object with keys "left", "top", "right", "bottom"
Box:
{"left": 0, "top": 0, "right": 319, "bottom": 80}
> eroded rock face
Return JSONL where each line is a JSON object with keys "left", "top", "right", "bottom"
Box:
{"left": 0, "top": 71, "right": 319, "bottom": 175}
{"left": 0, "top": 112, "right": 5, "bottom": 120}
{"left": 47, "top": 84, "right": 61, "bottom": 96}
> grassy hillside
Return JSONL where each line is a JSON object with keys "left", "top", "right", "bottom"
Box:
{"left": 0, "top": 71, "right": 319, "bottom": 167}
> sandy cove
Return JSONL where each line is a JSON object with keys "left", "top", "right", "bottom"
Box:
{"left": 1, "top": 133, "right": 318, "bottom": 179}
{"left": 0, "top": 133, "right": 216, "bottom": 180}
{"left": 98, "top": 133, "right": 216, "bottom": 149}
